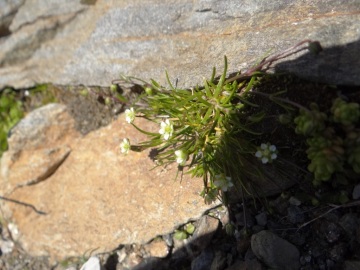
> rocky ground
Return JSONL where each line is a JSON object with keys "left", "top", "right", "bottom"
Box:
{"left": 2, "top": 188, "right": 360, "bottom": 270}
{"left": 1, "top": 1, "right": 360, "bottom": 269}
{"left": 1, "top": 75, "right": 360, "bottom": 270}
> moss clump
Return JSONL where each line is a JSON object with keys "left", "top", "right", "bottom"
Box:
{"left": 0, "top": 88, "right": 24, "bottom": 156}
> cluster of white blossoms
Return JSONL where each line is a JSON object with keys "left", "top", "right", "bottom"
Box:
{"left": 213, "top": 174, "right": 234, "bottom": 192}
{"left": 121, "top": 108, "right": 188, "bottom": 164}
{"left": 255, "top": 143, "right": 278, "bottom": 164}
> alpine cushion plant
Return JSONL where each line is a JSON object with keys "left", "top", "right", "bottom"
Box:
{"left": 114, "top": 40, "right": 323, "bottom": 203}
{"left": 116, "top": 56, "right": 285, "bottom": 203}
{"left": 294, "top": 97, "right": 360, "bottom": 186}
{"left": 331, "top": 98, "right": 360, "bottom": 126}
{"left": 117, "top": 56, "right": 263, "bottom": 203}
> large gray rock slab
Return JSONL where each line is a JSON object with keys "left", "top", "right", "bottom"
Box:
{"left": 0, "top": 0, "right": 359, "bottom": 89}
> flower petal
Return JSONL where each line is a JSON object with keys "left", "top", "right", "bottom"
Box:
{"left": 269, "top": 145, "right": 276, "bottom": 151}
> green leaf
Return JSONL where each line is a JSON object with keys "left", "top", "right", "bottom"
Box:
{"left": 131, "top": 123, "right": 160, "bottom": 137}
{"left": 165, "top": 70, "right": 175, "bottom": 90}
{"left": 247, "top": 111, "right": 265, "bottom": 123}
{"left": 243, "top": 75, "right": 257, "bottom": 94}
{"left": 214, "top": 56, "right": 228, "bottom": 98}
{"left": 173, "top": 230, "right": 188, "bottom": 240}
{"left": 210, "top": 67, "right": 216, "bottom": 82}
{"left": 204, "top": 79, "right": 212, "bottom": 98}
{"left": 116, "top": 94, "right": 127, "bottom": 103}
{"left": 184, "top": 223, "right": 195, "bottom": 235}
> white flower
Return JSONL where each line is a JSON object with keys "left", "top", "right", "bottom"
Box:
{"left": 125, "top": 107, "right": 135, "bottom": 124}
{"left": 120, "top": 138, "right": 131, "bottom": 154}
{"left": 255, "top": 143, "right": 278, "bottom": 164}
{"left": 213, "top": 174, "right": 234, "bottom": 192}
{"left": 159, "top": 119, "right": 174, "bottom": 140}
{"left": 175, "top": 150, "right": 188, "bottom": 165}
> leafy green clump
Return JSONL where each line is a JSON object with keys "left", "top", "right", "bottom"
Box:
{"left": 306, "top": 129, "right": 344, "bottom": 183}
{"left": 294, "top": 97, "right": 360, "bottom": 185}
{"left": 115, "top": 54, "right": 284, "bottom": 203}
{"left": 331, "top": 98, "right": 360, "bottom": 126}
{"left": 294, "top": 103, "right": 327, "bottom": 136}
{"left": 0, "top": 84, "right": 59, "bottom": 157}
{"left": 115, "top": 40, "right": 325, "bottom": 202}
{"left": 173, "top": 222, "right": 196, "bottom": 240}
{"left": 118, "top": 57, "right": 272, "bottom": 203}
{"left": 0, "top": 89, "right": 24, "bottom": 156}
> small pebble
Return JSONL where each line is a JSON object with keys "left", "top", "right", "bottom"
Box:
{"left": 0, "top": 240, "right": 14, "bottom": 254}
{"left": 255, "top": 212, "right": 267, "bottom": 226}
{"left": 289, "top": 196, "right": 302, "bottom": 206}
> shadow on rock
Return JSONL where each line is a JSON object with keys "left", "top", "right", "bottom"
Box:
{"left": 274, "top": 38, "right": 360, "bottom": 86}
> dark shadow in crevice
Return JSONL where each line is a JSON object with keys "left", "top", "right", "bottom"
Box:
{"left": 274, "top": 38, "right": 360, "bottom": 86}
{"left": 0, "top": 7, "right": 19, "bottom": 38}
{"left": 103, "top": 225, "right": 240, "bottom": 270}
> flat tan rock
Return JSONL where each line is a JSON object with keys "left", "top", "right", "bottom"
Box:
{"left": 2, "top": 146, "right": 71, "bottom": 194}
{"left": 0, "top": 104, "right": 219, "bottom": 260}
{"left": 0, "top": 104, "right": 80, "bottom": 195}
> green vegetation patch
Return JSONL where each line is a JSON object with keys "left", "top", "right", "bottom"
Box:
{"left": 0, "top": 84, "right": 57, "bottom": 157}
{"left": 0, "top": 88, "right": 24, "bottom": 156}
{"left": 112, "top": 40, "right": 359, "bottom": 205}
